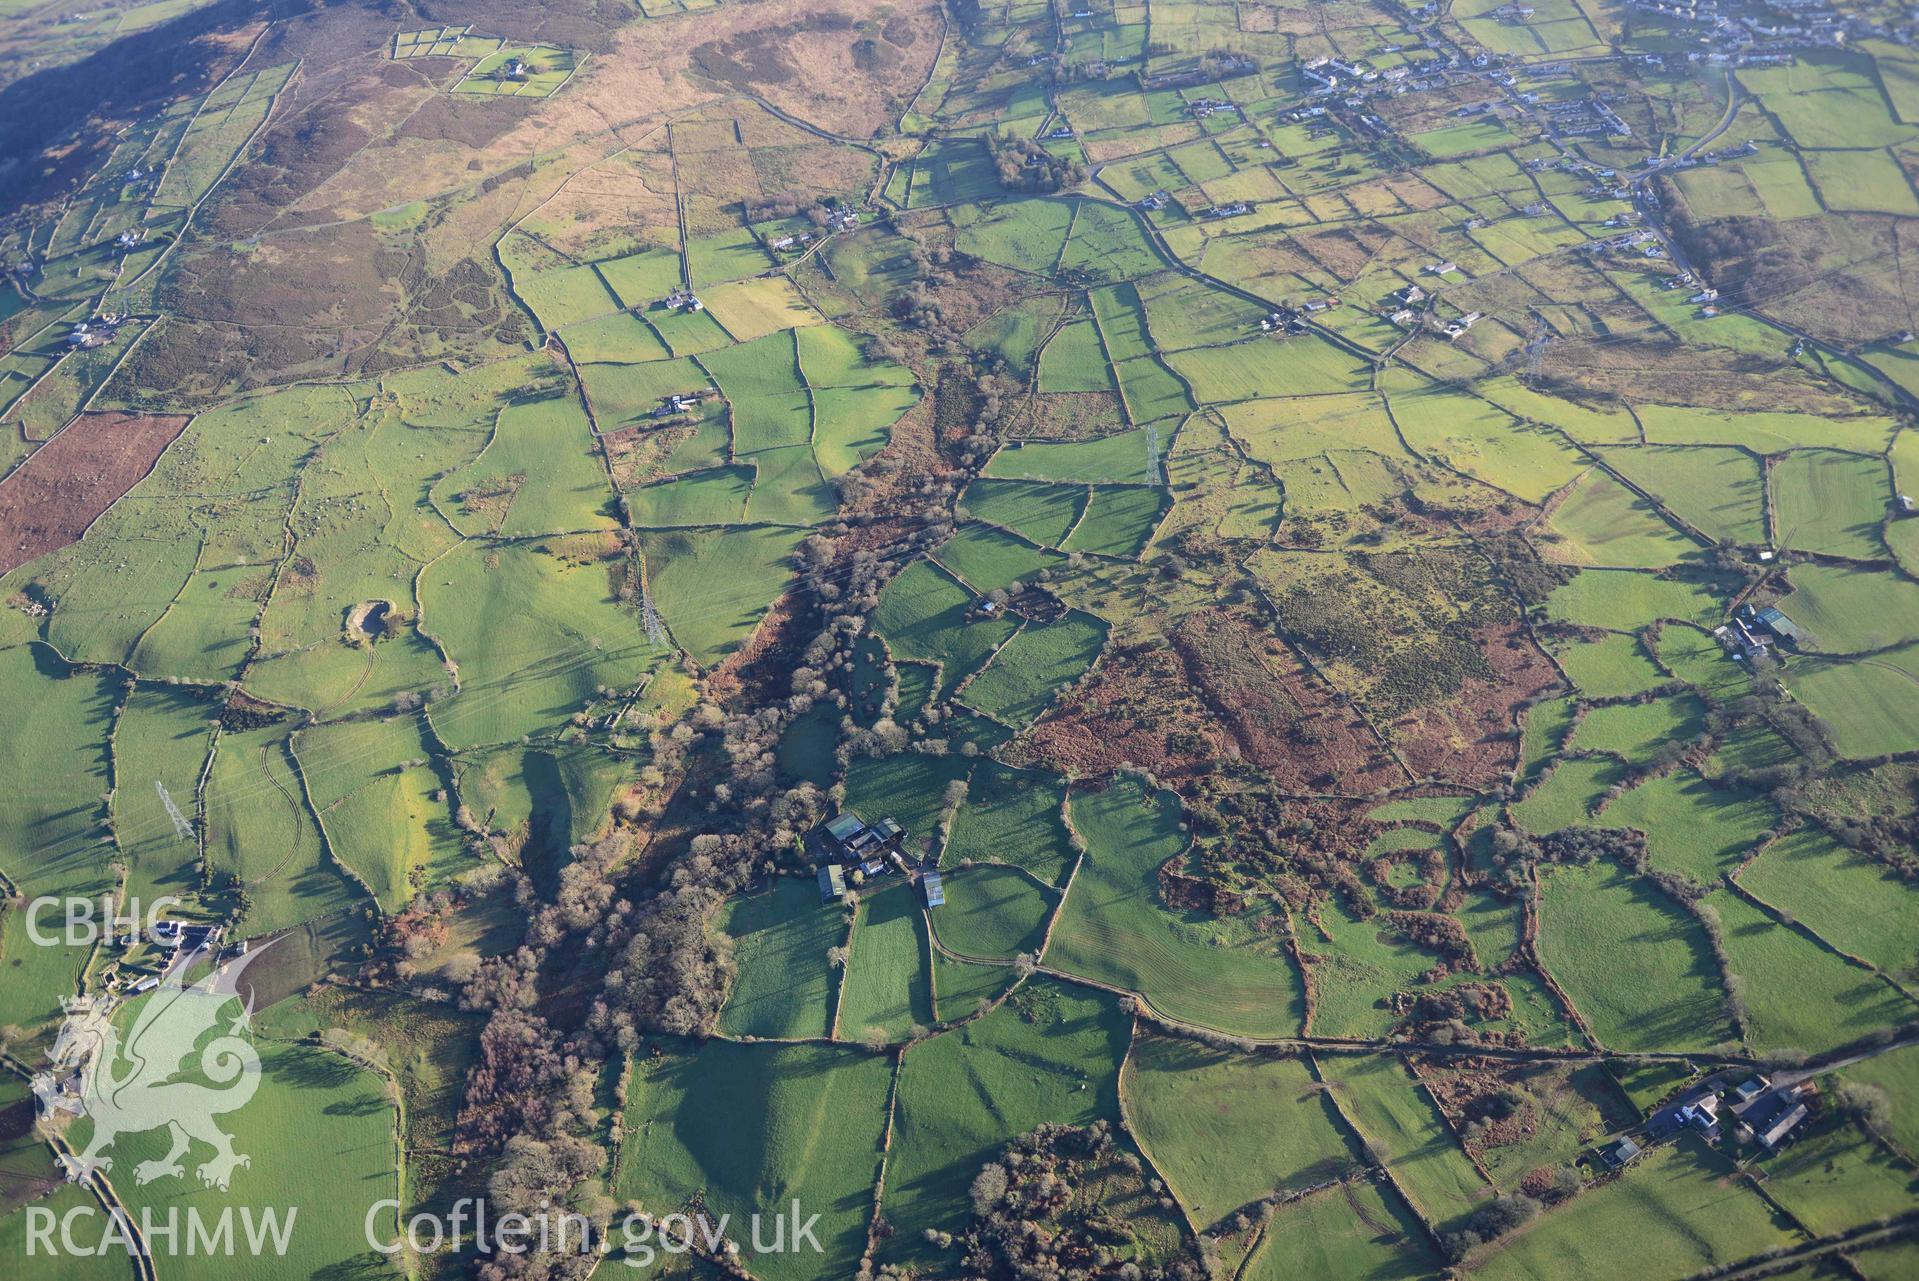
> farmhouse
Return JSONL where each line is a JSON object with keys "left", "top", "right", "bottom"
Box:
{"left": 822, "top": 810, "right": 906, "bottom": 863}
{"left": 1731, "top": 1079, "right": 1814, "bottom": 1150}
{"left": 1652, "top": 1090, "right": 1722, "bottom": 1141}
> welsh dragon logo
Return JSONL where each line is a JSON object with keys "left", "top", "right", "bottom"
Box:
{"left": 32, "top": 944, "right": 270, "bottom": 1191}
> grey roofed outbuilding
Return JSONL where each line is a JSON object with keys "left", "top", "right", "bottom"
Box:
{"left": 819, "top": 864, "right": 846, "bottom": 902}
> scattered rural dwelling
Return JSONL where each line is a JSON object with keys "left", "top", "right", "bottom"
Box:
{"left": 1731, "top": 1079, "right": 1813, "bottom": 1150}
{"left": 1676, "top": 1095, "right": 1721, "bottom": 1140}
{"left": 921, "top": 870, "right": 945, "bottom": 909}
{"left": 504, "top": 57, "right": 530, "bottom": 79}
{"left": 822, "top": 810, "right": 907, "bottom": 864}
{"left": 818, "top": 863, "right": 847, "bottom": 903}
{"left": 1756, "top": 1102, "right": 1808, "bottom": 1150}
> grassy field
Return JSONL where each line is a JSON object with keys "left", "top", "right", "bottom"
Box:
{"left": 1836, "top": 1042, "right": 1919, "bottom": 1160}
{"left": 880, "top": 981, "right": 1130, "bottom": 1271}
{"left": 873, "top": 560, "right": 1019, "bottom": 696}
{"left": 961, "top": 610, "right": 1107, "bottom": 726}
{"left": 1570, "top": 696, "right": 1706, "bottom": 761}
{"left": 1599, "top": 447, "right": 1768, "bottom": 545}
{"left": 1710, "top": 889, "right": 1914, "bottom": 1052}
{"left": 1755, "top": 1118, "right": 1919, "bottom": 1236}
{"left": 640, "top": 525, "right": 807, "bottom": 666}
{"left": 1065, "top": 485, "right": 1167, "bottom": 558}
{"left": 718, "top": 878, "right": 843, "bottom": 1039}
{"left": 1771, "top": 450, "right": 1890, "bottom": 560}
{"left": 619, "top": 1038, "right": 891, "bottom": 1281}
{"left": 983, "top": 428, "right": 1162, "bottom": 485}
{"left": 935, "top": 522, "right": 1065, "bottom": 594}
{"left": 296, "top": 712, "right": 466, "bottom": 907}
{"left": 206, "top": 722, "right": 363, "bottom": 937}
{"left": 1242, "top": 1178, "right": 1439, "bottom": 1281}
{"left": 960, "top": 478, "right": 1086, "bottom": 547}
{"left": 1318, "top": 1052, "right": 1490, "bottom": 1233}
{"left": 1124, "top": 1037, "right": 1362, "bottom": 1229}
{"left": 1787, "top": 647, "right": 1919, "bottom": 757}
{"left": 1546, "top": 569, "right": 1729, "bottom": 630}
{"left": 944, "top": 761, "right": 1076, "bottom": 884}
{"left": 929, "top": 864, "right": 1053, "bottom": 959}
{"left": 1543, "top": 468, "right": 1701, "bottom": 569}
{"left": 1778, "top": 564, "right": 1919, "bottom": 653}
{"left": 1513, "top": 755, "right": 1632, "bottom": 835}
{"left": 0, "top": 646, "right": 118, "bottom": 1029}
{"left": 111, "top": 683, "right": 217, "bottom": 904}
{"left": 1303, "top": 895, "right": 1463, "bottom": 1041}
{"left": 1536, "top": 860, "right": 1733, "bottom": 1051}
{"left": 1048, "top": 775, "right": 1306, "bottom": 1037}
{"left": 1466, "top": 1138, "right": 1787, "bottom": 1281}
{"left": 1596, "top": 771, "right": 1774, "bottom": 883}
{"left": 89, "top": 1036, "right": 401, "bottom": 1281}
{"left": 1038, "top": 318, "right": 1117, "bottom": 393}
{"left": 838, "top": 880, "right": 935, "bottom": 1041}
{"left": 424, "top": 536, "right": 652, "bottom": 748}
{"left": 1739, "top": 828, "right": 1919, "bottom": 977}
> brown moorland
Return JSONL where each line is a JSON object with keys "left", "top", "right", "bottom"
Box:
{"left": 0, "top": 410, "right": 189, "bottom": 575}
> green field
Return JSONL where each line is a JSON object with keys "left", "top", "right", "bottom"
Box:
{"left": 1318, "top": 1052, "right": 1490, "bottom": 1232}
{"left": 961, "top": 610, "right": 1107, "bottom": 725}
{"left": 929, "top": 864, "right": 1054, "bottom": 960}
{"left": 1243, "top": 1178, "right": 1439, "bottom": 1281}
{"left": 1467, "top": 1139, "right": 1787, "bottom": 1281}
{"left": 1124, "top": 1037, "right": 1361, "bottom": 1229}
{"left": 620, "top": 1039, "right": 891, "bottom": 1281}
{"left": 719, "top": 878, "right": 844, "bottom": 1038}
{"left": 1709, "top": 890, "right": 1914, "bottom": 1053}
{"left": 838, "top": 880, "right": 935, "bottom": 1041}
{"left": 1739, "top": 828, "right": 1919, "bottom": 977}
{"left": 880, "top": 981, "right": 1131, "bottom": 1271}
{"left": 1536, "top": 860, "right": 1733, "bottom": 1051}
{"left": 1047, "top": 775, "right": 1306, "bottom": 1037}
{"left": 944, "top": 761, "right": 1076, "bottom": 884}
{"left": 1771, "top": 450, "right": 1890, "bottom": 560}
